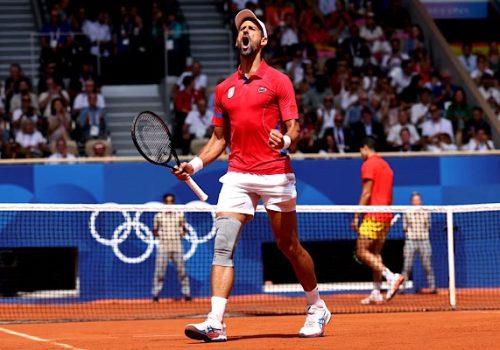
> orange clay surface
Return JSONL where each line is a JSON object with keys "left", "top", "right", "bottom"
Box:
{"left": 1, "top": 311, "right": 499, "bottom": 350}
{"left": 1, "top": 289, "right": 499, "bottom": 322}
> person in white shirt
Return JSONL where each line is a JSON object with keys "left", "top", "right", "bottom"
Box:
{"left": 426, "top": 133, "right": 457, "bottom": 152}
{"left": 390, "top": 59, "right": 416, "bottom": 95}
{"left": 15, "top": 119, "right": 49, "bottom": 158}
{"left": 478, "top": 73, "right": 500, "bottom": 107}
{"left": 381, "top": 38, "right": 409, "bottom": 73}
{"left": 280, "top": 13, "right": 298, "bottom": 47}
{"left": 360, "top": 12, "right": 386, "bottom": 55}
{"left": 316, "top": 95, "right": 336, "bottom": 138}
{"left": 175, "top": 61, "right": 208, "bottom": 96}
{"left": 461, "top": 128, "right": 494, "bottom": 151}
{"left": 386, "top": 109, "right": 420, "bottom": 147}
{"left": 410, "top": 88, "right": 432, "bottom": 130}
{"left": 285, "top": 48, "right": 304, "bottom": 87}
{"left": 182, "top": 98, "right": 213, "bottom": 154}
{"left": 11, "top": 95, "right": 40, "bottom": 133}
{"left": 38, "top": 77, "right": 70, "bottom": 117}
{"left": 83, "top": 10, "right": 112, "bottom": 58}
{"left": 48, "top": 137, "right": 76, "bottom": 159}
{"left": 421, "top": 103, "right": 454, "bottom": 148}
{"left": 72, "top": 79, "right": 106, "bottom": 114}
{"left": 457, "top": 42, "right": 477, "bottom": 73}
{"left": 470, "top": 54, "right": 494, "bottom": 84}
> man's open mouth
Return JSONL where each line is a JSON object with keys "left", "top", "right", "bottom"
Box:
{"left": 242, "top": 36, "right": 250, "bottom": 48}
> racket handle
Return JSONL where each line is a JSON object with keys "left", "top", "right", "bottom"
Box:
{"left": 185, "top": 177, "right": 208, "bottom": 201}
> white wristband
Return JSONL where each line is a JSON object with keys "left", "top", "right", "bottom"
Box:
{"left": 282, "top": 135, "right": 291, "bottom": 149}
{"left": 189, "top": 156, "right": 203, "bottom": 174}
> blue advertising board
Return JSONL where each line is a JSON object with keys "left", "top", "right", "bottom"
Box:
{"left": 0, "top": 155, "right": 499, "bottom": 205}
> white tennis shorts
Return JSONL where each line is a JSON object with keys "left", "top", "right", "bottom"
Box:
{"left": 216, "top": 172, "right": 297, "bottom": 215}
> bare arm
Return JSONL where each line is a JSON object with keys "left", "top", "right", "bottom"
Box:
{"left": 180, "top": 215, "right": 186, "bottom": 237}
{"left": 358, "top": 179, "right": 373, "bottom": 206}
{"left": 268, "top": 118, "right": 300, "bottom": 149}
{"left": 153, "top": 215, "right": 159, "bottom": 238}
{"left": 173, "top": 125, "right": 227, "bottom": 180}
{"left": 403, "top": 214, "right": 409, "bottom": 233}
{"left": 351, "top": 179, "right": 373, "bottom": 232}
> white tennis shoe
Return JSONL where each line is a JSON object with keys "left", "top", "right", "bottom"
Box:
{"left": 299, "top": 300, "right": 332, "bottom": 338}
{"left": 184, "top": 313, "right": 227, "bottom": 342}
{"left": 386, "top": 274, "right": 405, "bottom": 301}
{"left": 361, "top": 290, "right": 384, "bottom": 305}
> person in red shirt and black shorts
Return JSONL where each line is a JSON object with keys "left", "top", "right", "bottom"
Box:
{"left": 352, "top": 137, "right": 405, "bottom": 305}
{"left": 174, "top": 9, "right": 331, "bottom": 342}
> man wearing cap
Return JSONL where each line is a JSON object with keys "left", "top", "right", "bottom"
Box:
{"left": 176, "top": 9, "right": 331, "bottom": 342}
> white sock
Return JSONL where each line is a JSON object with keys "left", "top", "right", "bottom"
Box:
{"left": 210, "top": 296, "right": 227, "bottom": 322}
{"left": 382, "top": 267, "right": 394, "bottom": 281}
{"left": 374, "top": 282, "right": 382, "bottom": 292}
{"left": 305, "top": 286, "right": 323, "bottom": 307}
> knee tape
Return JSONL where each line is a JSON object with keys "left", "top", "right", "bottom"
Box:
{"left": 212, "top": 216, "right": 243, "bottom": 267}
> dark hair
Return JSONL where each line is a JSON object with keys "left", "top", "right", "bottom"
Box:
{"left": 400, "top": 126, "right": 410, "bottom": 135}
{"left": 163, "top": 193, "right": 175, "bottom": 202}
{"left": 472, "top": 106, "right": 483, "bottom": 114}
{"left": 360, "top": 136, "right": 377, "bottom": 150}
{"left": 361, "top": 107, "right": 372, "bottom": 116}
{"left": 182, "top": 75, "right": 194, "bottom": 88}
{"left": 452, "top": 87, "right": 467, "bottom": 106}
{"left": 50, "top": 97, "right": 64, "bottom": 115}
{"left": 420, "top": 87, "right": 431, "bottom": 95}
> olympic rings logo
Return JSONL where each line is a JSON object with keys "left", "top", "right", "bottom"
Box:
{"left": 89, "top": 207, "right": 216, "bottom": 264}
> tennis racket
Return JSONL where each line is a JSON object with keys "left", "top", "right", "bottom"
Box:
{"left": 353, "top": 213, "right": 401, "bottom": 265}
{"left": 131, "top": 111, "right": 208, "bottom": 201}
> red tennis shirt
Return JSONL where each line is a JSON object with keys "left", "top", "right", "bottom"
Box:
{"left": 212, "top": 60, "right": 298, "bottom": 175}
{"left": 361, "top": 154, "right": 393, "bottom": 222}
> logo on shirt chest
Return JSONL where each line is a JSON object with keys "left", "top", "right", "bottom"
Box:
{"left": 258, "top": 87, "right": 267, "bottom": 93}
{"left": 227, "top": 86, "right": 235, "bottom": 98}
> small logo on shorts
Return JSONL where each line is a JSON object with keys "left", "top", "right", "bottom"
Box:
{"left": 227, "top": 86, "right": 235, "bottom": 98}
{"left": 258, "top": 87, "right": 266, "bottom": 93}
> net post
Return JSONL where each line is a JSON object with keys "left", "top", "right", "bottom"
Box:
{"left": 446, "top": 208, "right": 457, "bottom": 310}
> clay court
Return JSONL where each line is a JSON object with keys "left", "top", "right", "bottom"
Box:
{"left": 1, "top": 311, "right": 499, "bottom": 350}
{"left": 1, "top": 290, "right": 500, "bottom": 350}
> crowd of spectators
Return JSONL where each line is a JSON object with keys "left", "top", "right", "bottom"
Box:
{"left": 1, "top": 0, "right": 497, "bottom": 158}
{"left": 457, "top": 42, "right": 500, "bottom": 121}
{"left": 0, "top": 61, "right": 112, "bottom": 159}
{"left": 171, "top": 0, "right": 497, "bottom": 155}
{"left": 0, "top": 0, "right": 189, "bottom": 159}
{"left": 184, "top": 0, "right": 495, "bottom": 155}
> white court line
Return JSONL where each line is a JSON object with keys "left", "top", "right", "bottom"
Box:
{"left": 0, "top": 326, "right": 86, "bottom": 350}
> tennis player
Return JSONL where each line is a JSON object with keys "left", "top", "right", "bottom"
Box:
{"left": 352, "top": 137, "right": 404, "bottom": 304}
{"left": 173, "top": 9, "right": 331, "bottom": 342}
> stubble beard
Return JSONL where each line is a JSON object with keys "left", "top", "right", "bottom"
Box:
{"left": 239, "top": 44, "right": 256, "bottom": 57}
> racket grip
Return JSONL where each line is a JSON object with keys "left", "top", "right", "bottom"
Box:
{"left": 185, "top": 177, "right": 208, "bottom": 201}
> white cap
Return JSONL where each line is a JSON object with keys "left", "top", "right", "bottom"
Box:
{"left": 234, "top": 9, "right": 268, "bottom": 39}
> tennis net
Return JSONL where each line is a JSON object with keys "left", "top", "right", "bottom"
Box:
{"left": 0, "top": 203, "right": 499, "bottom": 323}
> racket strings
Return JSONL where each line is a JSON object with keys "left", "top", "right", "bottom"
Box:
{"left": 134, "top": 114, "right": 173, "bottom": 164}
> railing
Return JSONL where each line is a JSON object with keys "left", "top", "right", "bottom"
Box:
{"left": 0, "top": 149, "right": 499, "bottom": 166}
